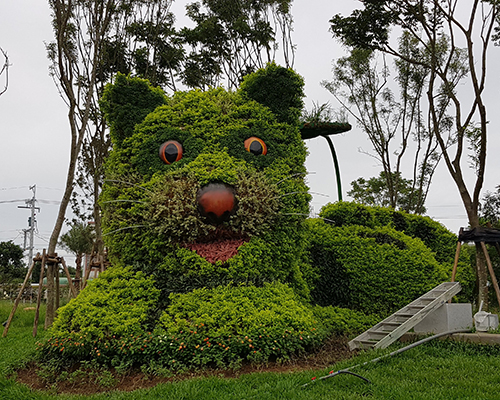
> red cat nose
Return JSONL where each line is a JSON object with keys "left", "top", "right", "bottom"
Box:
{"left": 197, "top": 183, "right": 237, "bottom": 224}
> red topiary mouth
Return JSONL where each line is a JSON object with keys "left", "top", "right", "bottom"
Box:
{"left": 181, "top": 228, "right": 250, "bottom": 264}
{"left": 184, "top": 237, "right": 249, "bottom": 263}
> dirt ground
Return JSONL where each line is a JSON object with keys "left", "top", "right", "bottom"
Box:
{"left": 16, "top": 336, "right": 357, "bottom": 396}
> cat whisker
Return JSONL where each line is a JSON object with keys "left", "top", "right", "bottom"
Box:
{"left": 104, "top": 179, "right": 153, "bottom": 194}
{"left": 275, "top": 191, "right": 329, "bottom": 199}
{"left": 278, "top": 212, "right": 311, "bottom": 218}
{"left": 275, "top": 172, "right": 314, "bottom": 186}
{"left": 103, "top": 224, "right": 150, "bottom": 236}
{"left": 101, "top": 199, "right": 149, "bottom": 204}
{"left": 277, "top": 212, "right": 337, "bottom": 225}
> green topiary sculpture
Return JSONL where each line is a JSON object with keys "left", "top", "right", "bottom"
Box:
{"left": 37, "top": 64, "right": 459, "bottom": 373}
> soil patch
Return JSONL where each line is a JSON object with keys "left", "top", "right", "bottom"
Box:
{"left": 15, "top": 336, "right": 357, "bottom": 396}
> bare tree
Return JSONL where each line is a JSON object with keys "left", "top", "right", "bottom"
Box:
{"left": 0, "top": 47, "right": 9, "bottom": 96}
{"left": 330, "top": 0, "right": 498, "bottom": 307}
{"left": 45, "top": 0, "right": 178, "bottom": 327}
{"left": 45, "top": 0, "right": 116, "bottom": 327}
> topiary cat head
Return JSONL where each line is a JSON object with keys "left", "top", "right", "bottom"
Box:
{"left": 100, "top": 63, "right": 312, "bottom": 298}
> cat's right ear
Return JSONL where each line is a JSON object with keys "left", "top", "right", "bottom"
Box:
{"left": 100, "top": 73, "right": 167, "bottom": 148}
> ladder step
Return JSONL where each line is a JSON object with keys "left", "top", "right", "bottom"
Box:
{"left": 394, "top": 312, "right": 415, "bottom": 317}
{"left": 365, "top": 330, "right": 388, "bottom": 337}
{"left": 348, "top": 282, "right": 462, "bottom": 350}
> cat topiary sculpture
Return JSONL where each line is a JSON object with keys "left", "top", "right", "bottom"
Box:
{"left": 39, "top": 64, "right": 449, "bottom": 372}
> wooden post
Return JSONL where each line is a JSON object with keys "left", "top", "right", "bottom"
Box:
{"left": 450, "top": 241, "right": 462, "bottom": 282}
{"left": 83, "top": 260, "right": 93, "bottom": 289}
{"left": 55, "top": 265, "right": 60, "bottom": 311}
{"left": 60, "top": 257, "right": 78, "bottom": 298}
{"left": 449, "top": 241, "right": 462, "bottom": 303}
{"left": 44, "top": 257, "right": 55, "bottom": 330}
{"left": 33, "top": 250, "right": 46, "bottom": 337}
{"left": 480, "top": 241, "right": 500, "bottom": 307}
{"left": 2, "top": 256, "right": 37, "bottom": 337}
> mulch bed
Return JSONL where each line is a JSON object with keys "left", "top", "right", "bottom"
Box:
{"left": 15, "top": 336, "right": 357, "bottom": 396}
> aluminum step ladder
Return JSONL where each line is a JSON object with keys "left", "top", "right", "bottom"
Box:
{"left": 348, "top": 281, "right": 462, "bottom": 350}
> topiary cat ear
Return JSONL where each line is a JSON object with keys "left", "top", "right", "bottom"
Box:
{"left": 239, "top": 62, "right": 305, "bottom": 126}
{"left": 100, "top": 73, "right": 167, "bottom": 147}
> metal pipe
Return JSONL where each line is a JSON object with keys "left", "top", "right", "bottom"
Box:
{"left": 301, "top": 329, "right": 471, "bottom": 388}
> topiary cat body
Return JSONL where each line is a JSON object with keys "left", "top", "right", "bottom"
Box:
{"left": 41, "top": 64, "right": 452, "bottom": 371}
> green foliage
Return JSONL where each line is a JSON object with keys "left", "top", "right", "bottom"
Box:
{"left": 320, "top": 202, "right": 453, "bottom": 263}
{"left": 100, "top": 73, "right": 167, "bottom": 147}
{"left": 0, "top": 241, "right": 26, "bottom": 284}
{"left": 49, "top": 266, "right": 159, "bottom": 340}
{"left": 311, "top": 305, "right": 379, "bottom": 336}
{"left": 36, "top": 283, "right": 343, "bottom": 372}
{"left": 480, "top": 185, "right": 500, "bottom": 227}
{"left": 180, "top": 1, "right": 294, "bottom": 90}
{"left": 239, "top": 62, "right": 305, "bottom": 125}
{"left": 307, "top": 219, "right": 448, "bottom": 315}
{"left": 318, "top": 201, "right": 475, "bottom": 303}
{"left": 59, "top": 221, "right": 95, "bottom": 256}
{"left": 349, "top": 171, "right": 426, "bottom": 214}
{"left": 155, "top": 283, "right": 326, "bottom": 368}
{"left": 329, "top": 3, "right": 395, "bottom": 50}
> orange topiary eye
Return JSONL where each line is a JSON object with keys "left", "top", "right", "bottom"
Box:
{"left": 159, "top": 141, "right": 183, "bottom": 164}
{"left": 244, "top": 137, "right": 267, "bottom": 156}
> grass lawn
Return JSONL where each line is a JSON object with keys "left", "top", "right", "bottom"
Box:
{"left": 1, "top": 300, "right": 500, "bottom": 399}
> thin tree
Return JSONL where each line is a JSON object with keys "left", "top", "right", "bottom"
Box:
{"left": 330, "top": 0, "right": 498, "bottom": 307}
{"left": 323, "top": 41, "right": 445, "bottom": 214}
{"left": 0, "top": 47, "right": 9, "bottom": 96}
{"left": 45, "top": 0, "right": 116, "bottom": 327}
{"left": 69, "top": 0, "right": 178, "bottom": 259}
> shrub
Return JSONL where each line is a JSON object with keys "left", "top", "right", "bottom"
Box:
{"left": 307, "top": 219, "right": 448, "bottom": 315}
{"left": 37, "top": 266, "right": 160, "bottom": 367}
{"left": 39, "top": 282, "right": 367, "bottom": 372}
{"left": 311, "top": 306, "right": 379, "bottom": 336}
{"left": 155, "top": 283, "right": 326, "bottom": 368}
{"left": 319, "top": 202, "right": 475, "bottom": 302}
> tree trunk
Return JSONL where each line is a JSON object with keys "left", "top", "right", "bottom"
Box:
{"left": 75, "top": 253, "right": 82, "bottom": 293}
{"left": 44, "top": 263, "right": 54, "bottom": 330}
{"left": 45, "top": 134, "right": 80, "bottom": 328}
{"left": 475, "top": 243, "right": 489, "bottom": 310}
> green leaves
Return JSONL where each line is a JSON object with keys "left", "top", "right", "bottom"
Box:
{"left": 329, "top": 2, "right": 396, "bottom": 50}
{"left": 0, "top": 241, "right": 26, "bottom": 284}
{"left": 180, "top": 0, "right": 294, "bottom": 89}
{"left": 239, "top": 62, "right": 305, "bottom": 126}
{"left": 100, "top": 73, "right": 167, "bottom": 147}
{"left": 307, "top": 219, "right": 448, "bottom": 315}
{"left": 50, "top": 266, "right": 160, "bottom": 339}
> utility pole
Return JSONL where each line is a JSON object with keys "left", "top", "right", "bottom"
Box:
{"left": 18, "top": 185, "right": 40, "bottom": 264}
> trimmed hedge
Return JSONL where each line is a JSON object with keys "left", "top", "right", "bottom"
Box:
{"left": 307, "top": 219, "right": 449, "bottom": 315}
{"left": 37, "top": 280, "right": 375, "bottom": 372}
{"left": 318, "top": 202, "right": 475, "bottom": 302}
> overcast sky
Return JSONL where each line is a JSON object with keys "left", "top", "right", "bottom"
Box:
{"left": 1, "top": 0, "right": 498, "bottom": 267}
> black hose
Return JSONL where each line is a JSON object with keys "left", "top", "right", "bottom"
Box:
{"left": 301, "top": 329, "right": 471, "bottom": 388}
